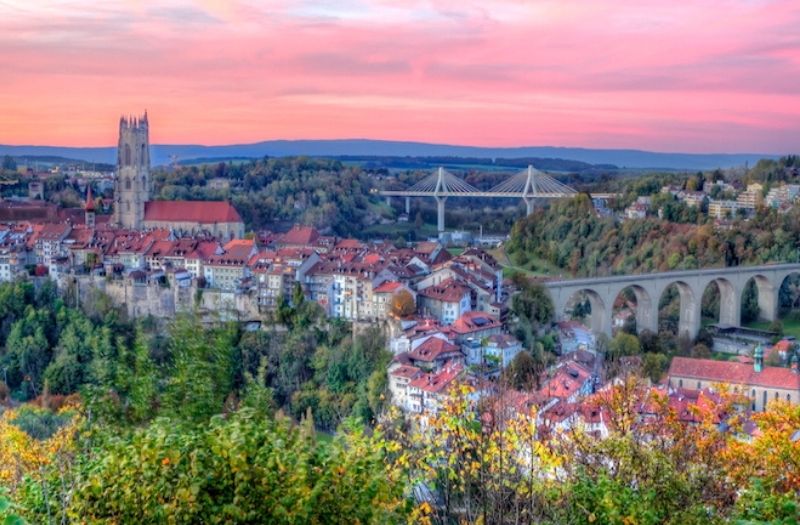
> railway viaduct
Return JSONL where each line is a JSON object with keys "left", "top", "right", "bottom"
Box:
{"left": 544, "top": 263, "right": 800, "bottom": 339}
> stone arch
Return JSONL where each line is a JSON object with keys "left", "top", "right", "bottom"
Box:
{"left": 563, "top": 288, "right": 608, "bottom": 335}
{"left": 124, "top": 144, "right": 131, "bottom": 166}
{"left": 742, "top": 274, "right": 777, "bottom": 323}
{"left": 777, "top": 271, "right": 800, "bottom": 318}
{"left": 701, "top": 277, "right": 740, "bottom": 326}
{"left": 658, "top": 280, "right": 699, "bottom": 339}
{"left": 611, "top": 284, "right": 655, "bottom": 334}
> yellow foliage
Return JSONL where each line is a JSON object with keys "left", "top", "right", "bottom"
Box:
{"left": 0, "top": 405, "right": 82, "bottom": 494}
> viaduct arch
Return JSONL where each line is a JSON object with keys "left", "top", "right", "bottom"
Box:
{"left": 544, "top": 263, "right": 800, "bottom": 339}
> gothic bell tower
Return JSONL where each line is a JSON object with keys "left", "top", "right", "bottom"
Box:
{"left": 114, "top": 112, "right": 150, "bottom": 229}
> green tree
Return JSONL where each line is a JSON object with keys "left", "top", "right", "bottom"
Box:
{"left": 504, "top": 350, "right": 538, "bottom": 389}
{"left": 69, "top": 411, "right": 410, "bottom": 523}
{"left": 742, "top": 279, "right": 761, "bottom": 324}
{"left": 162, "top": 317, "right": 237, "bottom": 423}
{"left": 608, "top": 332, "right": 641, "bottom": 360}
{"left": 642, "top": 352, "right": 668, "bottom": 383}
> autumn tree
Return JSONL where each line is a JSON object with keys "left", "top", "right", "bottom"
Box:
{"left": 390, "top": 289, "right": 416, "bottom": 318}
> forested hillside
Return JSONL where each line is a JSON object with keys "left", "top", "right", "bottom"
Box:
{"left": 0, "top": 281, "right": 389, "bottom": 430}
{"left": 507, "top": 193, "right": 800, "bottom": 277}
{"left": 150, "top": 157, "right": 384, "bottom": 236}
{"left": 151, "top": 158, "right": 550, "bottom": 236}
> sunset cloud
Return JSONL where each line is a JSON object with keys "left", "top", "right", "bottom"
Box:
{"left": 0, "top": 0, "right": 798, "bottom": 153}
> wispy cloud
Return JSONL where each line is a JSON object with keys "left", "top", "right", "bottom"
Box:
{"left": 0, "top": 0, "right": 797, "bottom": 153}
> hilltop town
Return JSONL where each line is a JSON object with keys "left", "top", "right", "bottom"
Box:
{"left": 1, "top": 116, "right": 799, "bottom": 443}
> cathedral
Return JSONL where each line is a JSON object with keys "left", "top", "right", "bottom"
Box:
{"left": 113, "top": 113, "right": 244, "bottom": 240}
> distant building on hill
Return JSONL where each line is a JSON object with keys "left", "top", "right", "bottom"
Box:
{"left": 113, "top": 112, "right": 244, "bottom": 239}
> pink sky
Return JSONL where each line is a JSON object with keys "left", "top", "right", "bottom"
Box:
{"left": 0, "top": 0, "right": 798, "bottom": 153}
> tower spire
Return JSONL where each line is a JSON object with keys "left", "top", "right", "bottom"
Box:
{"left": 85, "top": 185, "right": 96, "bottom": 228}
{"left": 85, "top": 185, "right": 94, "bottom": 211}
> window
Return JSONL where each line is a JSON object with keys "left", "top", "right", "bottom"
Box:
{"left": 697, "top": 381, "right": 701, "bottom": 389}
{"left": 124, "top": 144, "right": 131, "bottom": 166}
{"left": 125, "top": 177, "right": 131, "bottom": 190}
{"left": 763, "top": 390, "right": 767, "bottom": 410}
{"left": 679, "top": 379, "right": 683, "bottom": 388}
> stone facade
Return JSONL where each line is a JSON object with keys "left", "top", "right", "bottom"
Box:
{"left": 113, "top": 113, "right": 150, "bottom": 229}
{"left": 72, "top": 273, "right": 260, "bottom": 321}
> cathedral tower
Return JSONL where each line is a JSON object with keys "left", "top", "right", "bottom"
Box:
{"left": 114, "top": 112, "right": 150, "bottom": 229}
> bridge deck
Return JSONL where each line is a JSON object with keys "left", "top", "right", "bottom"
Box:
{"left": 379, "top": 190, "right": 619, "bottom": 199}
{"left": 543, "top": 263, "right": 800, "bottom": 288}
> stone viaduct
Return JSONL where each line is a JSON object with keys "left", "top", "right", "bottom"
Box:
{"left": 544, "top": 263, "right": 800, "bottom": 339}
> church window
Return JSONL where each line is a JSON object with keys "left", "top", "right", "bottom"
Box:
{"left": 124, "top": 144, "right": 131, "bottom": 166}
{"left": 763, "top": 390, "right": 767, "bottom": 409}
{"left": 126, "top": 201, "right": 130, "bottom": 211}
{"left": 141, "top": 144, "right": 146, "bottom": 163}
{"left": 125, "top": 177, "right": 131, "bottom": 190}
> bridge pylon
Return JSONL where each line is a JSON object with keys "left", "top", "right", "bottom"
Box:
{"left": 434, "top": 167, "right": 447, "bottom": 232}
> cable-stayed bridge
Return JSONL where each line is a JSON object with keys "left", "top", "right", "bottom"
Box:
{"left": 379, "top": 166, "right": 618, "bottom": 231}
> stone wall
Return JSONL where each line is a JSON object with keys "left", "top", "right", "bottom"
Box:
{"left": 71, "top": 275, "right": 259, "bottom": 321}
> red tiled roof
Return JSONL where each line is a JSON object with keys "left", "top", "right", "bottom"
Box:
{"left": 408, "top": 337, "right": 461, "bottom": 363}
{"left": 414, "top": 241, "right": 439, "bottom": 254}
{"left": 409, "top": 362, "right": 464, "bottom": 393}
{"left": 335, "top": 238, "right": 364, "bottom": 250}
{"left": 186, "top": 241, "right": 221, "bottom": 260}
{"left": 279, "top": 225, "right": 320, "bottom": 246}
{"left": 206, "top": 239, "right": 255, "bottom": 265}
{"left": 669, "top": 357, "right": 800, "bottom": 391}
{"left": 36, "top": 222, "right": 71, "bottom": 241}
{"left": 144, "top": 200, "right": 242, "bottom": 223}
{"left": 145, "top": 240, "right": 175, "bottom": 257}
{"left": 539, "top": 362, "right": 593, "bottom": 400}
{"left": 362, "top": 253, "right": 383, "bottom": 265}
{"left": 390, "top": 364, "right": 423, "bottom": 380}
{"left": 417, "top": 278, "right": 470, "bottom": 303}
{"left": 223, "top": 238, "right": 255, "bottom": 251}
{"left": 450, "top": 311, "right": 501, "bottom": 335}
{"left": 275, "top": 247, "right": 316, "bottom": 261}
{"left": 247, "top": 249, "right": 277, "bottom": 267}
{"left": 374, "top": 281, "right": 403, "bottom": 294}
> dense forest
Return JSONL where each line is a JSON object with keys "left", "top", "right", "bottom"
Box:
{"left": 0, "top": 281, "right": 389, "bottom": 431}
{"left": 149, "top": 157, "right": 382, "bottom": 236}
{"left": 507, "top": 193, "right": 800, "bottom": 277}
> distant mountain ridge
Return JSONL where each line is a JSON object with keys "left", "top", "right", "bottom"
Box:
{"left": 0, "top": 139, "right": 779, "bottom": 170}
